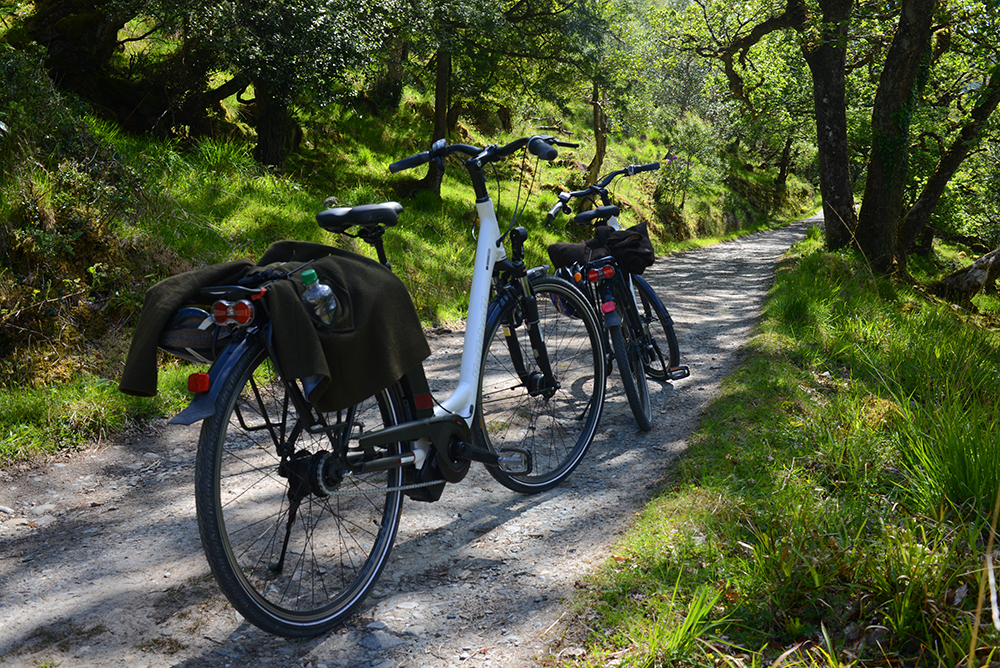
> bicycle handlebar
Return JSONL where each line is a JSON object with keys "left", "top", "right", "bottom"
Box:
{"left": 388, "top": 151, "right": 431, "bottom": 173}
{"left": 547, "top": 199, "right": 568, "bottom": 221}
{"left": 390, "top": 134, "right": 576, "bottom": 174}
{"left": 544, "top": 161, "right": 661, "bottom": 224}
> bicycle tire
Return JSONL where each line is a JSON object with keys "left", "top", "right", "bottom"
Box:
{"left": 609, "top": 320, "right": 653, "bottom": 431}
{"left": 633, "top": 275, "right": 681, "bottom": 381}
{"left": 474, "top": 275, "right": 606, "bottom": 493}
{"left": 194, "top": 340, "right": 408, "bottom": 638}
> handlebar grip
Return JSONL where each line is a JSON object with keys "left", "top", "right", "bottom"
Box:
{"left": 389, "top": 152, "right": 430, "bottom": 173}
{"left": 528, "top": 136, "right": 558, "bottom": 161}
{"left": 546, "top": 200, "right": 565, "bottom": 222}
{"left": 632, "top": 162, "right": 660, "bottom": 173}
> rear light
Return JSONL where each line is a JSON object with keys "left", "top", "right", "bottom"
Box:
{"left": 211, "top": 299, "right": 255, "bottom": 326}
{"left": 587, "top": 265, "right": 615, "bottom": 282}
{"left": 601, "top": 301, "right": 616, "bottom": 313}
{"left": 188, "top": 372, "right": 210, "bottom": 393}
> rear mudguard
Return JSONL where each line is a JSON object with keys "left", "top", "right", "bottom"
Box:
{"left": 168, "top": 337, "right": 262, "bottom": 425}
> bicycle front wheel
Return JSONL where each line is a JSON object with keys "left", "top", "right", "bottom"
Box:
{"left": 475, "top": 275, "right": 606, "bottom": 494}
{"left": 194, "top": 341, "right": 408, "bottom": 638}
{"left": 610, "top": 319, "right": 653, "bottom": 431}
{"left": 633, "top": 275, "right": 680, "bottom": 381}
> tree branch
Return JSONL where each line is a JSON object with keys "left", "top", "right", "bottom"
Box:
{"left": 899, "top": 63, "right": 1000, "bottom": 252}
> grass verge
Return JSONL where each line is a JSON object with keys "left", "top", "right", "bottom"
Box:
{"left": 552, "top": 227, "right": 1000, "bottom": 667}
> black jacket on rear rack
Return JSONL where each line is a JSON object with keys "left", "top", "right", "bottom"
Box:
{"left": 119, "top": 240, "right": 431, "bottom": 413}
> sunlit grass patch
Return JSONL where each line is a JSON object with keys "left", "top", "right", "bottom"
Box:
{"left": 0, "top": 365, "right": 191, "bottom": 462}
{"left": 554, "top": 236, "right": 1000, "bottom": 667}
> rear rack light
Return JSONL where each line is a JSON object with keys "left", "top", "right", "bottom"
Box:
{"left": 211, "top": 299, "right": 255, "bottom": 326}
{"left": 587, "top": 265, "right": 615, "bottom": 282}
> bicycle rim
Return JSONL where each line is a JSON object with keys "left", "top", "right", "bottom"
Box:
{"left": 194, "top": 343, "right": 407, "bottom": 637}
{"left": 610, "top": 320, "right": 653, "bottom": 431}
{"left": 475, "top": 276, "right": 606, "bottom": 493}
{"left": 634, "top": 275, "right": 680, "bottom": 381}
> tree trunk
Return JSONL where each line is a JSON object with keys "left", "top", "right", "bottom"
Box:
{"left": 855, "top": 0, "right": 937, "bottom": 273}
{"left": 368, "top": 36, "right": 407, "bottom": 114}
{"left": 432, "top": 50, "right": 451, "bottom": 142}
{"left": 252, "top": 81, "right": 297, "bottom": 172}
{"left": 776, "top": 134, "right": 793, "bottom": 187}
{"left": 586, "top": 81, "right": 608, "bottom": 190}
{"left": 898, "top": 65, "right": 1000, "bottom": 260}
{"left": 799, "top": 0, "right": 857, "bottom": 250}
{"left": 418, "top": 50, "right": 451, "bottom": 196}
{"left": 931, "top": 247, "right": 1000, "bottom": 305}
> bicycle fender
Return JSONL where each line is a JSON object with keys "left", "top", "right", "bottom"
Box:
{"left": 168, "top": 337, "right": 258, "bottom": 425}
{"left": 603, "top": 310, "right": 622, "bottom": 328}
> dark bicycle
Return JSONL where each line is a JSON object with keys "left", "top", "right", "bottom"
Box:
{"left": 545, "top": 162, "right": 690, "bottom": 430}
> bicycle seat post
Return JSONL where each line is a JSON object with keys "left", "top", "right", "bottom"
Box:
{"left": 359, "top": 227, "right": 391, "bottom": 269}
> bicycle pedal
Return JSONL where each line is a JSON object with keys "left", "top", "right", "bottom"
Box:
{"left": 667, "top": 365, "right": 691, "bottom": 380}
{"left": 498, "top": 447, "right": 532, "bottom": 475}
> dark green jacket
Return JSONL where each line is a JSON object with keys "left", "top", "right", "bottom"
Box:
{"left": 119, "top": 241, "right": 430, "bottom": 412}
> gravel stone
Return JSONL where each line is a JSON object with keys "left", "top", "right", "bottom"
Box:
{"left": 0, "top": 218, "right": 816, "bottom": 667}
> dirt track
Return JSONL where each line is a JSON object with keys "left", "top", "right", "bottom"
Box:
{"left": 0, "top": 216, "right": 818, "bottom": 668}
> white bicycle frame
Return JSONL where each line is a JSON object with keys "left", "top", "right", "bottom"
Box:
{"left": 434, "top": 199, "right": 507, "bottom": 423}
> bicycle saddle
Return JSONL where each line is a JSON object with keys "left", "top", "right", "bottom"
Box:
{"left": 572, "top": 205, "right": 620, "bottom": 226}
{"left": 316, "top": 201, "right": 403, "bottom": 233}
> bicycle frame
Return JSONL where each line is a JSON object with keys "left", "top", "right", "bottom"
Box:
{"left": 439, "top": 198, "right": 506, "bottom": 422}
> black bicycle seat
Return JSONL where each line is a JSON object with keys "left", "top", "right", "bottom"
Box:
{"left": 572, "top": 205, "right": 620, "bottom": 226}
{"left": 316, "top": 201, "right": 403, "bottom": 233}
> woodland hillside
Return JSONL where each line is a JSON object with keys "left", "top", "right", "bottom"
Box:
{"left": 1, "top": 0, "right": 999, "bottom": 458}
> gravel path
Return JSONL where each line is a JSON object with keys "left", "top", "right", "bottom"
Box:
{"left": 0, "top": 216, "right": 819, "bottom": 668}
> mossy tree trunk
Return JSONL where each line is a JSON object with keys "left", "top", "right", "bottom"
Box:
{"left": 855, "top": 0, "right": 937, "bottom": 273}
{"left": 417, "top": 49, "right": 450, "bottom": 196}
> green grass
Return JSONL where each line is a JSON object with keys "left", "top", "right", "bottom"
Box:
{"left": 0, "top": 364, "right": 191, "bottom": 461}
{"left": 554, "top": 227, "right": 1000, "bottom": 667}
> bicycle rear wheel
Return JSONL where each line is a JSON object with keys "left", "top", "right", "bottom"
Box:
{"left": 609, "top": 318, "right": 653, "bottom": 431}
{"left": 475, "top": 275, "right": 606, "bottom": 494}
{"left": 194, "top": 340, "right": 408, "bottom": 638}
{"left": 633, "top": 275, "right": 680, "bottom": 381}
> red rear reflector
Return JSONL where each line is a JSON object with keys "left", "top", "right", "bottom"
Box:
{"left": 601, "top": 301, "right": 616, "bottom": 313}
{"left": 414, "top": 393, "right": 434, "bottom": 411}
{"left": 587, "top": 269, "right": 600, "bottom": 282}
{"left": 188, "top": 372, "right": 210, "bottom": 393}
{"left": 602, "top": 265, "right": 615, "bottom": 279}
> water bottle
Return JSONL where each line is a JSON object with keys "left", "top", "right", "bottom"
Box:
{"left": 300, "top": 269, "right": 337, "bottom": 326}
